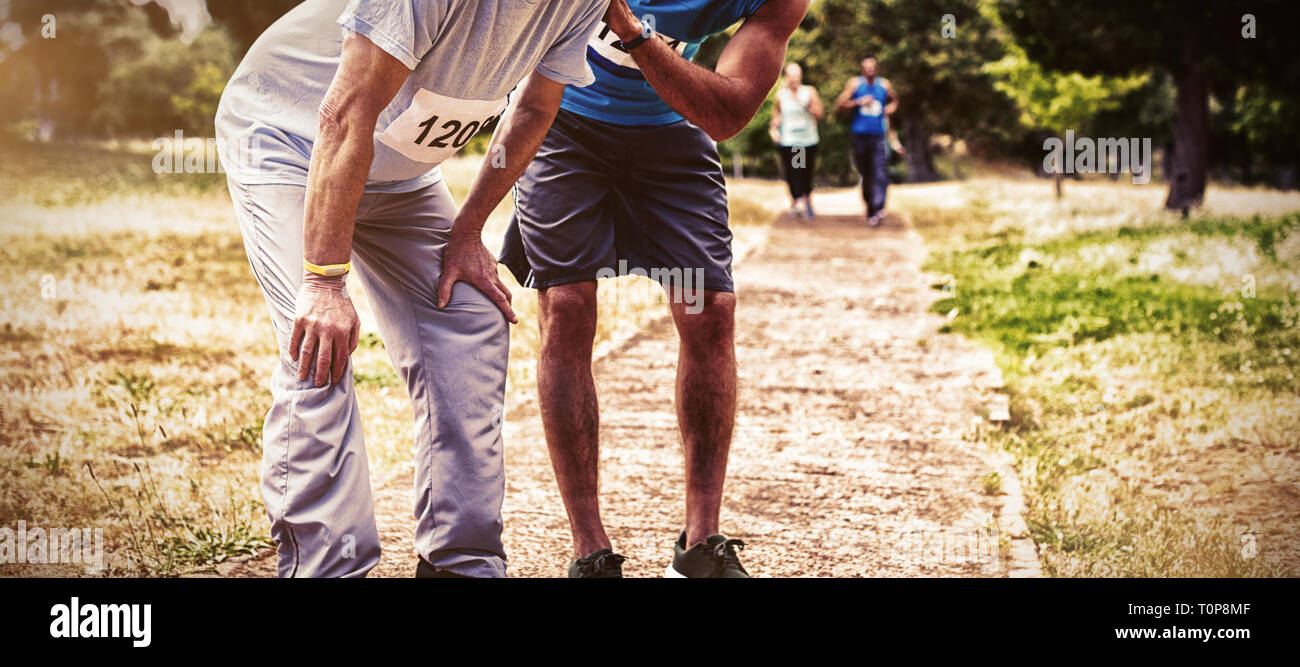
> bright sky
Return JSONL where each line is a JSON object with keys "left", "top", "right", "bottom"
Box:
{"left": 129, "top": 0, "right": 211, "bottom": 41}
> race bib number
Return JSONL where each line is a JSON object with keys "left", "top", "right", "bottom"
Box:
{"left": 859, "top": 97, "right": 883, "bottom": 117}
{"left": 588, "top": 21, "right": 691, "bottom": 71}
{"left": 378, "top": 89, "right": 507, "bottom": 165}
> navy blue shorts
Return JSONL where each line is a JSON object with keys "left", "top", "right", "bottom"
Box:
{"left": 500, "top": 108, "right": 733, "bottom": 293}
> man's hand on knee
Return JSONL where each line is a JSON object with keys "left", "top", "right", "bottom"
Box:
{"left": 436, "top": 228, "right": 517, "bottom": 323}
{"left": 289, "top": 275, "right": 361, "bottom": 387}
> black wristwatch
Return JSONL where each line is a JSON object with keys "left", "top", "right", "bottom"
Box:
{"left": 620, "top": 25, "right": 654, "bottom": 51}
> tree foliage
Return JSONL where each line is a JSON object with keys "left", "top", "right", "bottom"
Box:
{"left": 95, "top": 25, "right": 237, "bottom": 135}
{"left": 996, "top": 0, "right": 1300, "bottom": 207}
{"left": 205, "top": 0, "right": 301, "bottom": 50}
{"left": 2, "top": 0, "right": 1294, "bottom": 196}
{"left": 983, "top": 42, "right": 1145, "bottom": 196}
{"left": 0, "top": 0, "right": 271, "bottom": 139}
{"left": 984, "top": 47, "right": 1145, "bottom": 139}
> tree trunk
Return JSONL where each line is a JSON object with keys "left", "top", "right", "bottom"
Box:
{"left": 1279, "top": 164, "right": 1298, "bottom": 191}
{"left": 1054, "top": 171, "right": 1064, "bottom": 199}
{"left": 901, "top": 117, "right": 939, "bottom": 183}
{"left": 1240, "top": 141, "right": 1253, "bottom": 186}
{"left": 1164, "top": 17, "right": 1209, "bottom": 212}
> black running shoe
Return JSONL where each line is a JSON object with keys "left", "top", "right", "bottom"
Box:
{"left": 567, "top": 548, "right": 627, "bottom": 578}
{"left": 666, "top": 532, "right": 750, "bottom": 578}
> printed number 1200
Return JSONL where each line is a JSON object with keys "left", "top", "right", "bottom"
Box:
{"left": 414, "top": 114, "right": 498, "bottom": 149}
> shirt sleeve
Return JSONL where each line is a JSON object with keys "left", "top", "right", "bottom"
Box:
{"left": 744, "top": 0, "right": 772, "bottom": 19}
{"left": 336, "top": 0, "right": 442, "bottom": 71}
{"left": 534, "top": 0, "right": 604, "bottom": 87}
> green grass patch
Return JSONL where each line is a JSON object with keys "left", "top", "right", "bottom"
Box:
{"left": 918, "top": 206, "right": 1299, "bottom": 577}
{"left": 928, "top": 214, "right": 1300, "bottom": 392}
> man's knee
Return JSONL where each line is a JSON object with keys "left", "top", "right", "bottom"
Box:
{"left": 539, "top": 282, "right": 598, "bottom": 345}
{"left": 443, "top": 281, "right": 511, "bottom": 332}
{"left": 674, "top": 291, "right": 735, "bottom": 349}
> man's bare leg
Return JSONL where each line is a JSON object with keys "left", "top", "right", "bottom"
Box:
{"left": 537, "top": 281, "right": 610, "bottom": 559}
{"left": 669, "top": 290, "right": 738, "bottom": 546}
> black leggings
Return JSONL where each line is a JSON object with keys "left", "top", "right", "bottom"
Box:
{"left": 777, "top": 144, "right": 818, "bottom": 200}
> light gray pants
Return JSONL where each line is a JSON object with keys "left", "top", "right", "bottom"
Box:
{"left": 227, "top": 177, "right": 509, "bottom": 578}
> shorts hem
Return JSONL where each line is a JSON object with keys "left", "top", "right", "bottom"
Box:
{"left": 520, "top": 267, "right": 733, "bottom": 294}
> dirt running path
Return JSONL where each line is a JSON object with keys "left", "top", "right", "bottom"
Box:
{"left": 224, "top": 188, "right": 1039, "bottom": 578}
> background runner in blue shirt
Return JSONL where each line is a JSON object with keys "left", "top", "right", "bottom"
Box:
{"left": 835, "top": 55, "right": 900, "bottom": 226}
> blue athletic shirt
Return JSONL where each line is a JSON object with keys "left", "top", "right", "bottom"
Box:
{"left": 849, "top": 76, "right": 890, "bottom": 137}
{"left": 560, "top": 0, "right": 770, "bottom": 126}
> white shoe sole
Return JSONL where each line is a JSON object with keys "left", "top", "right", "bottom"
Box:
{"left": 664, "top": 563, "right": 687, "bottom": 578}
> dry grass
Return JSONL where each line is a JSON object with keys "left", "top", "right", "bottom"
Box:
{"left": 0, "top": 142, "right": 784, "bottom": 576}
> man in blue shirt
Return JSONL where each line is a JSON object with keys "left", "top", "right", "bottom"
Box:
{"left": 835, "top": 55, "right": 900, "bottom": 226}
{"left": 501, "top": 0, "right": 810, "bottom": 578}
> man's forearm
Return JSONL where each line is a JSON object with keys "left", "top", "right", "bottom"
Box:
{"left": 620, "top": 34, "right": 751, "bottom": 140}
{"left": 302, "top": 119, "right": 373, "bottom": 269}
{"left": 454, "top": 98, "right": 560, "bottom": 236}
{"left": 608, "top": 0, "right": 806, "bottom": 141}
{"left": 433, "top": 72, "right": 561, "bottom": 321}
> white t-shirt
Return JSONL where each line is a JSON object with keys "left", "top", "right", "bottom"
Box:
{"left": 776, "top": 85, "right": 820, "bottom": 147}
{"left": 215, "top": 0, "right": 605, "bottom": 193}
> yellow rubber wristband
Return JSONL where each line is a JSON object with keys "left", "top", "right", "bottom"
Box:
{"left": 303, "top": 259, "right": 351, "bottom": 277}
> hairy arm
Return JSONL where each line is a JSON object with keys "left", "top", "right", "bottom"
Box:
{"left": 290, "top": 32, "right": 409, "bottom": 387}
{"left": 303, "top": 32, "right": 410, "bottom": 270}
{"left": 447, "top": 72, "right": 566, "bottom": 244}
{"left": 434, "top": 70, "right": 570, "bottom": 320}
{"left": 606, "top": 0, "right": 809, "bottom": 141}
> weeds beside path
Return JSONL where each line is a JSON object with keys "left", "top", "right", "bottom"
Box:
{"left": 904, "top": 179, "right": 1300, "bottom": 577}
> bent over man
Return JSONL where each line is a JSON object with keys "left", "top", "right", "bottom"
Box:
{"left": 500, "top": 0, "right": 810, "bottom": 578}
{"left": 216, "top": 0, "right": 605, "bottom": 578}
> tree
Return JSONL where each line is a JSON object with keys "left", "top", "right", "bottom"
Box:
{"left": 997, "top": 0, "right": 1300, "bottom": 211}
{"left": 1, "top": 1, "right": 241, "bottom": 139}
{"left": 95, "top": 24, "right": 238, "bottom": 135}
{"left": 983, "top": 41, "right": 1146, "bottom": 197}
{"left": 1230, "top": 84, "right": 1300, "bottom": 189}
{"left": 0, "top": 1, "right": 137, "bottom": 139}
{"left": 205, "top": 0, "right": 301, "bottom": 52}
